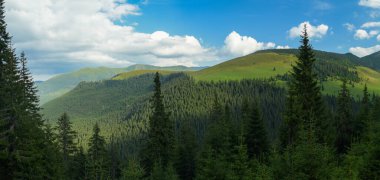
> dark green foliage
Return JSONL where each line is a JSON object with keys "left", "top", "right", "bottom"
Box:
{"left": 335, "top": 79, "right": 353, "bottom": 154}
{"left": 42, "top": 124, "right": 64, "bottom": 179}
{"left": 353, "top": 84, "right": 371, "bottom": 140}
{"left": 122, "top": 158, "right": 144, "bottom": 180}
{"left": 56, "top": 112, "right": 77, "bottom": 177}
{"left": 150, "top": 163, "right": 178, "bottom": 180}
{"left": 243, "top": 101, "right": 269, "bottom": 160}
{"left": 0, "top": 1, "right": 54, "bottom": 178}
{"left": 229, "top": 137, "right": 252, "bottom": 180}
{"left": 142, "top": 72, "right": 174, "bottom": 174}
{"left": 87, "top": 123, "right": 109, "bottom": 180}
{"left": 280, "top": 25, "right": 327, "bottom": 148}
{"left": 175, "top": 122, "right": 196, "bottom": 180}
{"left": 71, "top": 147, "right": 86, "bottom": 180}
{"left": 275, "top": 137, "right": 335, "bottom": 180}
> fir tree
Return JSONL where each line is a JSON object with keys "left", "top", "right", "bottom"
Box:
{"left": 14, "top": 52, "right": 47, "bottom": 179}
{"left": 335, "top": 79, "right": 353, "bottom": 154}
{"left": 42, "top": 123, "right": 63, "bottom": 179}
{"left": 244, "top": 101, "right": 269, "bottom": 160}
{"left": 280, "top": 24, "right": 326, "bottom": 147}
{"left": 142, "top": 72, "right": 174, "bottom": 174}
{"left": 122, "top": 158, "right": 144, "bottom": 180}
{"left": 87, "top": 123, "right": 109, "bottom": 180}
{"left": 229, "top": 136, "right": 252, "bottom": 180}
{"left": 354, "top": 84, "right": 370, "bottom": 140}
{"left": 56, "top": 112, "right": 77, "bottom": 177}
{"left": 0, "top": 0, "right": 19, "bottom": 175}
{"left": 71, "top": 147, "right": 86, "bottom": 180}
{"left": 175, "top": 121, "right": 196, "bottom": 180}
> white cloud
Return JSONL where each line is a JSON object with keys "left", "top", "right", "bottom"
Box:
{"left": 355, "top": 29, "right": 371, "bottom": 39}
{"left": 354, "top": 29, "right": 379, "bottom": 39}
{"left": 359, "top": 0, "right": 380, "bottom": 9}
{"left": 377, "top": 34, "right": 380, "bottom": 41}
{"left": 288, "top": 21, "right": 329, "bottom": 39}
{"left": 222, "top": 31, "right": 276, "bottom": 56}
{"left": 349, "top": 45, "right": 380, "bottom": 57}
{"left": 370, "top": 30, "right": 379, "bottom": 36}
{"left": 5, "top": 0, "right": 219, "bottom": 77}
{"left": 344, "top": 23, "right": 356, "bottom": 31}
{"left": 276, "top": 45, "right": 291, "bottom": 49}
{"left": 362, "top": 21, "right": 380, "bottom": 28}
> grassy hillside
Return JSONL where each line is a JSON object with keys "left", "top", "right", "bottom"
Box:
{"left": 191, "top": 50, "right": 380, "bottom": 96}
{"left": 112, "top": 70, "right": 178, "bottom": 80}
{"left": 191, "top": 52, "right": 295, "bottom": 81}
{"left": 37, "top": 64, "right": 202, "bottom": 104}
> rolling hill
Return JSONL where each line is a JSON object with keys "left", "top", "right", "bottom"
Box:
{"left": 37, "top": 64, "right": 203, "bottom": 104}
{"left": 191, "top": 49, "right": 380, "bottom": 96}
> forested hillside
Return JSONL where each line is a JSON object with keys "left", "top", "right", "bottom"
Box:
{"left": 37, "top": 65, "right": 202, "bottom": 104}
{"left": 361, "top": 51, "right": 380, "bottom": 71}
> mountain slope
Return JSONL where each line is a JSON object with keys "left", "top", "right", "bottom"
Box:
{"left": 37, "top": 64, "right": 202, "bottom": 104}
{"left": 361, "top": 51, "right": 380, "bottom": 71}
{"left": 191, "top": 49, "right": 379, "bottom": 96}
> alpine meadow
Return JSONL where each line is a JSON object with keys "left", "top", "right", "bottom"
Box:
{"left": 2, "top": 0, "right": 380, "bottom": 179}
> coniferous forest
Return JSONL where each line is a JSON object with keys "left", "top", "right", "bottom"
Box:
{"left": 1, "top": 0, "right": 380, "bottom": 179}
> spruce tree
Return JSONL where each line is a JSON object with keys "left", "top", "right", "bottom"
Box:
{"left": 14, "top": 52, "right": 47, "bottom": 179}
{"left": 122, "top": 158, "right": 144, "bottom": 180}
{"left": 56, "top": 112, "right": 77, "bottom": 177}
{"left": 142, "top": 72, "right": 174, "bottom": 174}
{"left": 87, "top": 123, "right": 109, "bottom": 180}
{"left": 244, "top": 101, "right": 269, "bottom": 160}
{"left": 0, "top": 0, "right": 19, "bottom": 175}
{"left": 71, "top": 147, "right": 86, "bottom": 180}
{"left": 42, "top": 123, "right": 63, "bottom": 179}
{"left": 175, "top": 121, "right": 196, "bottom": 180}
{"left": 229, "top": 136, "right": 252, "bottom": 180}
{"left": 280, "top": 24, "right": 326, "bottom": 147}
{"left": 354, "top": 84, "right": 370, "bottom": 140}
{"left": 335, "top": 79, "right": 353, "bottom": 154}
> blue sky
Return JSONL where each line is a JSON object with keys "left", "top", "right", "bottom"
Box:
{"left": 128, "top": 0, "right": 378, "bottom": 52}
{"left": 5, "top": 0, "right": 380, "bottom": 80}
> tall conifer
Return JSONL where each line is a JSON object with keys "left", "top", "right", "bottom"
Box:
{"left": 280, "top": 24, "right": 326, "bottom": 147}
{"left": 335, "top": 79, "right": 353, "bottom": 154}
{"left": 142, "top": 72, "right": 174, "bottom": 174}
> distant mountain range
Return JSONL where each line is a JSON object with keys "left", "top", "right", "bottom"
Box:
{"left": 37, "top": 49, "right": 379, "bottom": 105}
{"left": 37, "top": 64, "right": 205, "bottom": 104}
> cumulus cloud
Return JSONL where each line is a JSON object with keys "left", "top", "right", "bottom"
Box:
{"left": 349, "top": 45, "right": 380, "bottom": 57}
{"left": 222, "top": 31, "right": 276, "bottom": 57}
{"left": 378, "top": 34, "right": 380, "bottom": 41}
{"left": 359, "top": 0, "right": 380, "bottom": 9}
{"left": 276, "top": 45, "right": 291, "bottom": 49}
{"left": 361, "top": 21, "right": 380, "bottom": 28}
{"left": 354, "top": 29, "right": 379, "bottom": 39}
{"left": 344, "top": 23, "right": 356, "bottom": 31}
{"left": 288, "top": 21, "right": 329, "bottom": 39}
{"left": 5, "top": 0, "right": 218, "bottom": 79}
{"left": 355, "top": 29, "right": 371, "bottom": 39}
